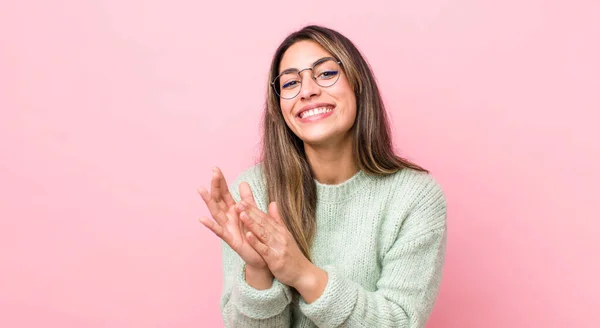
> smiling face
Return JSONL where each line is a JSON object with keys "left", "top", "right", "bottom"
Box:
{"left": 277, "top": 40, "right": 357, "bottom": 147}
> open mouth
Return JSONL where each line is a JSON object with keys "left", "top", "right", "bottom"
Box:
{"left": 297, "top": 105, "right": 335, "bottom": 119}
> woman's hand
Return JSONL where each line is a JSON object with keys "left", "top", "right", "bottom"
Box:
{"left": 236, "top": 200, "right": 328, "bottom": 302}
{"left": 197, "top": 168, "right": 268, "bottom": 271}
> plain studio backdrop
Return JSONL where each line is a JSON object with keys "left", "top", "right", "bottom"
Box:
{"left": 1, "top": 0, "right": 598, "bottom": 327}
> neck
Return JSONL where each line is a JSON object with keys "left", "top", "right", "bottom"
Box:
{"left": 304, "top": 135, "right": 358, "bottom": 185}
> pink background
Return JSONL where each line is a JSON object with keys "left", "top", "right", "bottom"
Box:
{"left": 1, "top": 0, "right": 599, "bottom": 327}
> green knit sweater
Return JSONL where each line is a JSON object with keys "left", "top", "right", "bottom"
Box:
{"left": 220, "top": 163, "right": 447, "bottom": 327}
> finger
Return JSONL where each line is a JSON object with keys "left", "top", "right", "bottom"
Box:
{"left": 267, "top": 202, "right": 288, "bottom": 234}
{"left": 210, "top": 168, "right": 227, "bottom": 211}
{"left": 247, "top": 204, "right": 290, "bottom": 239}
{"left": 199, "top": 216, "right": 224, "bottom": 239}
{"left": 240, "top": 201, "right": 280, "bottom": 227}
{"left": 217, "top": 169, "right": 236, "bottom": 208}
{"left": 227, "top": 204, "right": 247, "bottom": 231}
{"left": 246, "top": 231, "right": 271, "bottom": 257}
{"left": 199, "top": 216, "right": 234, "bottom": 247}
{"left": 239, "top": 182, "right": 256, "bottom": 206}
{"left": 240, "top": 210, "right": 272, "bottom": 245}
{"left": 197, "top": 187, "right": 228, "bottom": 226}
{"left": 246, "top": 205, "right": 280, "bottom": 231}
{"left": 268, "top": 202, "right": 285, "bottom": 226}
{"left": 245, "top": 205, "right": 284, "bottom": 241}
{"left": 212, "top": 167, "right": 235, "bottom": 208}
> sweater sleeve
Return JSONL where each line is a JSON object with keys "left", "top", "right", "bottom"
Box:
{"left": 219, "top": 165, "right": 293, "bottom": 327}
{"left": 220, "top": 243, "right": 293, "bottom": 327}
{"left": 299, "top": 179, "right": 447, "bottom": 328}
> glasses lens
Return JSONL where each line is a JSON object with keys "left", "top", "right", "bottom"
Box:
{"left": 313, "top": 59, "right": 341, "bottom": 87}
{"left": 272, "top": 58, "right": 342, "bottom": 99}
{"left": 274, "top": 72, "right": 301, "bottom": 99}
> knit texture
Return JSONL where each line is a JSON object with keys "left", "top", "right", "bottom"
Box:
{"left": 220, "top": 163, "right": 447, "bottom": 328}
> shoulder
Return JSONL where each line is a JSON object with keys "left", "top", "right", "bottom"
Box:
{"left": 375, "top": 167, "right": 446, "bottom": 205}
{"left": 231, "top": 162, "right": 265, "bottom": 186}
{"left": 376, "top": 167, "right": 447, "bottom": 240}
{"left": 394, "top": 167, "right": 446, "bottom": 208}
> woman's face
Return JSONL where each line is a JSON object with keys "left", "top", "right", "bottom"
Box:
{"left": 277, "top": 40, "right": 357, "bottom": 147}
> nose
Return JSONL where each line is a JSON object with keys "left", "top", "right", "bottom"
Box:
{"left": 298, "top": 70, "right": 321, "bottom": 100}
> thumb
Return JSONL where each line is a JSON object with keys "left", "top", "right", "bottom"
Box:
{"left": 268, "top": 201, "right": 284, "bottom": 225}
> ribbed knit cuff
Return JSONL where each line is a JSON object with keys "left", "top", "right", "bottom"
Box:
{"left": 231, "top": 263, "right": 292, "bottom": 319}
{"left": 299, "top": 265, "right": 358, "bottom": 326}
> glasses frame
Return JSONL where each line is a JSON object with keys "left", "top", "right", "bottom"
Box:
{"left": 271, "top": 57, "right": 343, "bottom": 100}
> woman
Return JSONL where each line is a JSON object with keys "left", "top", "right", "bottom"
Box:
{"left": 198, "top": 25, "right": 447, "bottom": 327}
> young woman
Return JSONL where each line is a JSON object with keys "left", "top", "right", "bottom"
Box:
{"left": 198, "top": 25, "right": 447, "bottom": 328}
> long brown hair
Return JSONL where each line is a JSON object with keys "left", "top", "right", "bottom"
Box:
{"left": 261, "top": 25, "right": 427, "bottom": 260}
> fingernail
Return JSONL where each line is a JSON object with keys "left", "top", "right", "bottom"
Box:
{"left": 240, "top": 212, "right": 247, "bottom": 219}
{"left": 237, "top": 203, "right": 245, "bottom": 211}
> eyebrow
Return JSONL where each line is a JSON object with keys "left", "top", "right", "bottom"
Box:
{"left": 279, "top": 57, "right": 334, "bottom": 75}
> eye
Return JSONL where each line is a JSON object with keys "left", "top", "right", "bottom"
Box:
{"left": 282, "top": 80, "right": 300, "bottom": 89}
{"left": 318, "top": 70, "right": 339, "bottom": 79}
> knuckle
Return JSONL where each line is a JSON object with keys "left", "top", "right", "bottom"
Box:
{"left": 260, "top": 231, "right": 269, "bottom": 241}
{"left": 274, "top": 259, "right": 284, "bottom": 271}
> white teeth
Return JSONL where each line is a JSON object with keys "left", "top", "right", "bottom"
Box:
{"left": 300, "top": 107, "right": 332, "bottom": 119}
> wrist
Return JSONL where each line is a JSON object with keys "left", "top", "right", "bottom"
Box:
{"left": 245, "top": 265, "right": 274, "bottom": 290}
{"left": 293, "top": 264, "right": 328, "bottom": 304}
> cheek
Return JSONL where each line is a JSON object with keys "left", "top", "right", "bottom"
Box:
{"left": 279, "top": 101, "right": 296, "bottom": 127}
{"left": 280, "top": 98, "right": 295, "bottom": 115}
{"left": 332, "top": 80, "right": 356, "bottom": 113}
{"left": 341, "top": 92, "right": 357, "bottom": 120}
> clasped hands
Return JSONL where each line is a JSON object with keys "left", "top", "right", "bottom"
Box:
{"left": 198, "top": 168, "right": 326, "bottom": 299}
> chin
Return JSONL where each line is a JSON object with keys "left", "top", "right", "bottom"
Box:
{"left": 300, "top": 130, "right": 351, "bottom": 148}
{"left": 296, "top": 127, "right": 330, "bottom": 141}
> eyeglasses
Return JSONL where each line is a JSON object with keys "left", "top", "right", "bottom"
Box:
{"left": 271, "top": 57, "right": 342, "bottom": 99}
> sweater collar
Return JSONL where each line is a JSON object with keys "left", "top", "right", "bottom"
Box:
{"left": 314, "top": 169, "right": 373, "bottom": 203}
